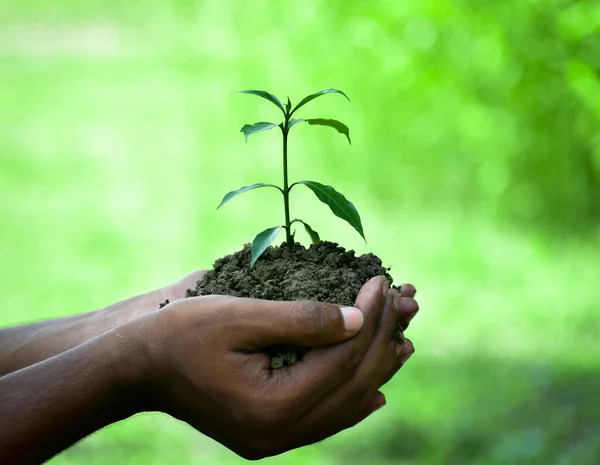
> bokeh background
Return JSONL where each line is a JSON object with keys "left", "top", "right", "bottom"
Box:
{"left": 1, "top": 0, "right": 599, "bottom": 464}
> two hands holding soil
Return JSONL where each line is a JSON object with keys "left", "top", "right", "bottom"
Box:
{"left": 0, "top": 266, "right": 419, "bottom": 464}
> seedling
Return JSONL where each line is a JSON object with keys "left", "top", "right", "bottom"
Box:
{"left": 218, "top": 89, "right": 365, "bottom": 267}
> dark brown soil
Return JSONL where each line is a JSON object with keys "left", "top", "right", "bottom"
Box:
{"left": 186, "top": 241, "right": 403, "bottom": 368}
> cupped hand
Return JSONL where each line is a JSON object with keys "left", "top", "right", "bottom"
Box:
{"left": 120, "top": 276, "right": 419, "bottom": 459}
{"left": 105, "top": 270, "right": 208, "bottom": 317}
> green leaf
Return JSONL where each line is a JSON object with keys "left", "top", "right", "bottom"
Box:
{"left": 306, "top": 118, "right": 351, "bottom": 144}
{"left": 290, "top": 89, "right": 351, "bottom": 116}
{"left": 290, "top": 118, "right": 351, "bottom": 144}
{"left": 240, "top": 122, "right": 281, "bottom": 142}
{"left": 218, "top": 183, "right": 281, "bottom": 209}
{"left": 297, "top": 181, "right": 365, "bottom": 240}
{"left": 285, "top": 97, "right": 292, "bottom": 114}
{"left": 300, "top": 220, "right": 321, "bottom": 244}
{"left": 238, "top": 90, "right": 285, "bottom": 114}
{"left": 288, "top": 118, "right": 305, "bottom": 130}
{"left": 251, "top": 226, "right": 283, "bottom": 267}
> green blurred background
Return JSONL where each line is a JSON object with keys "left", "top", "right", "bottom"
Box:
{"left": 1, "top": 0, "right": 599, "bottom": 463}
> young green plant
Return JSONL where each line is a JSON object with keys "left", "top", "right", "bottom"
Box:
{"left": 218, "top": 89, "right": 365, "bottom": 267}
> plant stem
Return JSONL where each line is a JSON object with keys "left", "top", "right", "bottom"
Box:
{"left": 282, "top": 117, "right": 293, "bottom": 250}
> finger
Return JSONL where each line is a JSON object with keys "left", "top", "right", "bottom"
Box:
{"left": 270, "top": 276, "right": 388, "bottom": 410}
{"left": 349, "top": 390, "right": 386, "bottom": 426}
{"left": 286, "top": 391, "right": 386, "bottom": 451}
{"left": 394, "top": 293, "right": 419, "bottom": 331}
{"left": 275, "top": 277, "right": 390, "bottom": 419}
{"left": 122, "top": 270, "right": 207, "bottom": 314}
{"left": 293, "top": 284, "right": 402, "bottom": 424}
{"left": 152, "top": 270, "right": 208, "bottom": 307}
{"left": 381, "top": 338, "right": 415, "bottom": 387}
{"left": 170, "top": 270, "right": 208, "bottom": 298}
{"left": 394, "top": 337, "right": 415, "bottom": 373}
{"left": 354, "top": 285, "right": 401, "bottom": 380}
{"left": 231, "top": 299, "right": 364, "bottom": 350}
{"left": 398, "top": 283, "right": 417, "bottom": 298}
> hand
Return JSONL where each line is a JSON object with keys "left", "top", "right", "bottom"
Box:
{"left": 117, "top": 276, "right": 419, "bottom": 459}
{"left": 101, "top": 270, "right": 208, "bottom": 319}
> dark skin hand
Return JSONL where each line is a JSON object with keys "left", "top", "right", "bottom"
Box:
{"left": 0, "top": 273, "right": 419, "bottom": 464}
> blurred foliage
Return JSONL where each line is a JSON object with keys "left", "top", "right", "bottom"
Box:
{"left": 0, "top": 0, "right": 599, "bottom": 464}
{"left": 1, "top": 0, "right": 599, "bottom": 232}
{"left": 325, "top": 0, "right": 600, "bottom": 231}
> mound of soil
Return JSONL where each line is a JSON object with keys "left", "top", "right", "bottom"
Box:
{"left": 186, "top": 241, "right": 403, "bottom": 368}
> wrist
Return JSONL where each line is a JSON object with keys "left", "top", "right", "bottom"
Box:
{"left": 103, "top": 315, "right": 162, "bottom": 417}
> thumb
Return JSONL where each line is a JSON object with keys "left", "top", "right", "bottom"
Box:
{"left": 234, "top": 299, "right": 364, "bottom": 349}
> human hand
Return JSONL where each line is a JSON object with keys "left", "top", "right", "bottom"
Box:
{"left": 116, "top": 276, "right": 419, "bottom": 459}
{"left": 102, "top": 270, "right": 208, "bottom": 318}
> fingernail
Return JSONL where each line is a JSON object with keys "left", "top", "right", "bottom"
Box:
{"left": 341, "top": 307, "right": 364, "bottom": 332}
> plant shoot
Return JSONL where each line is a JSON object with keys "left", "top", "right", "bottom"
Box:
{"left": 218, "top": 89, "right": 365, "bottom": 267}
